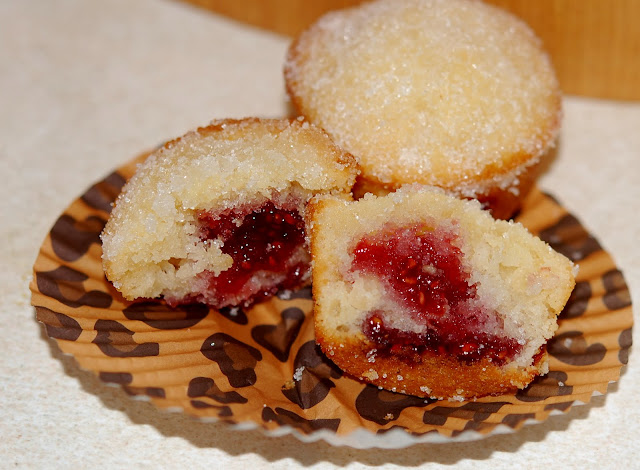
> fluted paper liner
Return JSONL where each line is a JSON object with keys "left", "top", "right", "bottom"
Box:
{"left": 30, "top": 155, "right": 633, "bottom": 447}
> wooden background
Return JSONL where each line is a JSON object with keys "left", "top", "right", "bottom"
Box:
{"left": 180, "top": 0, "right": 640, "bottom": 101}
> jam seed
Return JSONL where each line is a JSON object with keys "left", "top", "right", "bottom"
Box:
{"left": 461, "top": 343, "right": 477, "bottom": 354}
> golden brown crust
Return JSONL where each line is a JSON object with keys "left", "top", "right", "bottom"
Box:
{"left": 473, "top": 160, "right": 544, "bottom": 220}
{"left": 163, "top": 117, "right": 358, "bottom": 170}
{"left": 315, "top": 330, "right": 546, "bottom": 400}
{"left": 352, "top": 158, "right": 544, "bottom": 220}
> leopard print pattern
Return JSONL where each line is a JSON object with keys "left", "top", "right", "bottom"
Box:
{"left": 30, "top": 156, "right": 633, "bottom": 441}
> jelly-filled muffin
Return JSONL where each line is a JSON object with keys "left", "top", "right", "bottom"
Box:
{"left": 101, "top": 118, "right": 358, "bottom": 309}
{"left": 308, "top": 185, "right": 576, "bottom": 400}
{"left": 285, "top": 0, "right": 562, "bottom": 219}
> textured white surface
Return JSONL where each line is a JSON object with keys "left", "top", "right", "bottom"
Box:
{"left": 1, "top": 0, "right": 638, "bottom": 468}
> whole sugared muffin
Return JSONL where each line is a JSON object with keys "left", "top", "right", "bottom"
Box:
{"left": 285, "top": 0, "right": 562, "bottom": 219}
{"left": 308, "top": 185, "right": 576, "bottom": 400}
{"left": 101, "top": 117, "right": 358, "bottom": 309}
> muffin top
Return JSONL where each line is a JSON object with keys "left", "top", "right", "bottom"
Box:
{"left": 285, "top": 0, "right": 561, "bottom": 192}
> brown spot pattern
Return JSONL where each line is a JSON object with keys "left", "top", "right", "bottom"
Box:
{"left": 460, "top": 401, "right": 511, "bottom": 422}
{"left": 81, "top": 172, "right": 127, "bottom": 214}
{"left": 252, "top": 307, "right": 305, "bottom": 362}
{"left": 538, "top": 214, "right": 602, "bottom": 262}
{"left": 99, "top": 372, "right": 133, "bottom": 384}
{"left": 501, "top": 413, "right": 537, "bottom": 428}
{"left": 30, "top": 166, "right": 633, "bottom": 442}
{"left": 190, "top": 401, "right": 233, "bottom": 417}
{"left": 602, "top": 269, "right": 632, "bottom": 310}
{"left": 422, "top": 401, "right": 510, "bottom": 428}
{"left": 50, "top": 214, "right": 106, "bottom": 262}
{"left": 355, "top": 385, "right": 431, "bottom": 425}
{"left": 200, "top": 333, "right": 262, "bottom": 388}
{"left": 123, "top": 386, "right": 166, "bottom": 398}
{"left": 262, "top": 406, "right": 341, "bottom": 433}
{"left": 422, "top": 406, "right": 455, "bottom": 427}
{"left": 281, "top": 340, "right": 343, "bottom": 409}
{"left": 619, "top": 328, "right": 632, "bottom": 365}
{"left": 35, "top": 306, "right": 82, "bottom": 341}
{"left": 123, "top": 301, "right": 209, "bottom": 330}
{"left": 36, "top": 266, "right": 112, "bottom": 309}
{"left": 93, "top": 320, "right": 160, "bottom": 358}
{"left": 561, "top": 280, "right": 591, "bottom": 319}
{"left": 186, "top": 375, "right": 238, "bottom": 414}
{"left": 187, "top": 377, "right": 247, "bottom": 407}
{"left": 547, "top": 331, "right": 607, "bottom": 366}
{"left": 515, "top": 371, "right": 573, "bottom": 402}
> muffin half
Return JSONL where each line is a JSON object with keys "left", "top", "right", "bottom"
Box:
{"left": 101, "top": 117, "right": 358, "bottom": 309}
{"left": 308, "top": 185, "right": 576, "bottom": 399}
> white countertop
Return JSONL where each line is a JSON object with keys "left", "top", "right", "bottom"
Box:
{"left": 2, "top": 0, "right": 638, "bottom": 468}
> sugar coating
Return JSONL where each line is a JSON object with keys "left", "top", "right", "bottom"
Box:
{"left": 285, "top": 0, "right": 561, "bottom": 196}
{"left": 308, "top": 185, "right": 576, "bottom": 396}
{"left": 101, "top": 118, "right": 358, "bottom": 302}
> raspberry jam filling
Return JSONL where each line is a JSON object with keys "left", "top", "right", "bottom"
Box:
{"left": 195, "top": 200, "right": 309, "bottom": 308}
{"left": 351, "top": 224, "right": 521, "bottom": 365}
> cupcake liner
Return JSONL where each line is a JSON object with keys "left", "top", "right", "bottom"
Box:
{"left": 30, "top": 154, "right": 633, "bottom": 448}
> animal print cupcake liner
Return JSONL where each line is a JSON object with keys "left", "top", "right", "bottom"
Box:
{"left": 30, "top": 154, "right": 633, "bottom": 448}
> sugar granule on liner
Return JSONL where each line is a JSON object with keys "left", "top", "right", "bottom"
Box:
{"left": 293, "top": 366, "right": 306, "bottom": 382}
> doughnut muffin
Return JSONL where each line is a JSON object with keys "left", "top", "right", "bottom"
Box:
{"left": 285, "top": 0, "right": 562, "bottom": 219}
{"left": 101, "top": 118, "right": 358, "bottom": 309}
{"left": 308, "top": 185, "right": 576, "bottom": 400}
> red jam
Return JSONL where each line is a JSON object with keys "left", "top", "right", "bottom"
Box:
{"left": 351, "top": 224, "right": 521, "bottom": 364}
{"left": 196, "top": 201, "right": 308, "bottom": 308}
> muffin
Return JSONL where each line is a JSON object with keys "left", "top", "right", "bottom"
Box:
{"left": 101, "top": 117, "right": 358, "bottom": 309}
{"left": 308, "top": 185, "right": 576, "bottom": 400}
{"left": 285, "top": 0, "right": 562, "bottom": 219}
